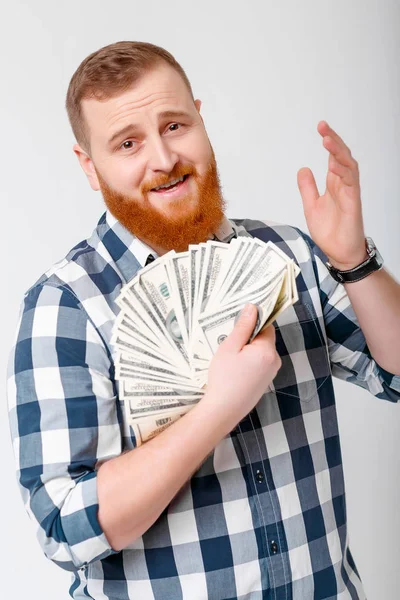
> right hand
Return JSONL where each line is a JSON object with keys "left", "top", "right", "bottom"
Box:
{"left": 205, "top": 304, "right": 282, "bottom": 422}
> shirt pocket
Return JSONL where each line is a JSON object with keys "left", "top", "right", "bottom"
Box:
{"left": 266, "top": 302, "right": 331, "bottom": 403}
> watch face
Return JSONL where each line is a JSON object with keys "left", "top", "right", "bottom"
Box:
{"left": 374, "top": 246, "right": 384, "bottom": 267}
{"left": 366, "top": 237, "right": 375, "bottom": 253}
{"left": 366, "top": 237, "right": 383, "bottom": 267}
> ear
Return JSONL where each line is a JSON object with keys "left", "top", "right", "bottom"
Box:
{"left": 194, "top": 98, "right": 202, "bottom": 114}
{"left": 73, "top": 143, "right": 100, "bottom": 191}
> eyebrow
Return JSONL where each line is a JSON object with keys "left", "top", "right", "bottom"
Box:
{"left": 107, "top": 110, "right": 193, "bottom": 148}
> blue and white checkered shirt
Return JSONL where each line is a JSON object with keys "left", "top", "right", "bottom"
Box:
{"left": 7, "top": 211, "right": 400, "bottom": 599}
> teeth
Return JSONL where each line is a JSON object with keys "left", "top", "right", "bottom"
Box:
{"left": 154, "top": 176, "right": 185, "bottom": 191}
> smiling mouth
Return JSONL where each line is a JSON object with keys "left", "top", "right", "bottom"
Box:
{"left": 151, "top": 174, "right": 190, "bottom": 193}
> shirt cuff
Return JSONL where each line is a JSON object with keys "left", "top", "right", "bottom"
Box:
{"left": 376, "top": 363, "right": 400, "bottom": 397}
{"left": 57, "top": 471, "right": 118, "bottom": 570}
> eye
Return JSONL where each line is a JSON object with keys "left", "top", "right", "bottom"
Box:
{"left": 118, "top": 123, "right": 183, "bottom": 151}
{"left": 168, "top": 122, "right": 182, "bottom": 132}
{"left": 120, "top": 140, "right": 136, "bottom": 151}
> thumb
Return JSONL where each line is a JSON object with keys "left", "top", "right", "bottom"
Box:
{"left": 222, "top": 304, "right": 258, "bottom": 353}
{"left": 297, "top": 167, "right": 320, "bottom": 216}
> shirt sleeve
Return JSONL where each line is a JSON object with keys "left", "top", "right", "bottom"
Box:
{"left": 7, "top": 283, "right": 122, "bottom": 571}
{"left": 296, "top": 229, "right": 400, "bottom": 403}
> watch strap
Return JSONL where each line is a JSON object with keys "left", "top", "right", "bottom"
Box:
{"left": 326, "top": 252, "right": 382, "bottom": 283}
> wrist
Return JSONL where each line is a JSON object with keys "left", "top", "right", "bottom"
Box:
{"left": 199, "top": 387, "right": 245, "bottom": 432}
{"left": 326, "top": 237, "right": 384, "bottom": 284}
{"left": 327, "top": 250, "right": 369, "bottom": 272}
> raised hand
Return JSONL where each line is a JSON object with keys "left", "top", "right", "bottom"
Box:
{"left": 297, "top": 121, "right": 368, "bottom": 270}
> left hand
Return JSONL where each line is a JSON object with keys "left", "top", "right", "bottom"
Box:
{"left": 297, "top": 121, "right": 368, "bottom": 270}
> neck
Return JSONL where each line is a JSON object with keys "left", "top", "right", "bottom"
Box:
{"left": 135, "top": 235, "right": 170, "bottom": 257}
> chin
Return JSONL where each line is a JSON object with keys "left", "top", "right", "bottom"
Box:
{"left": 151, "top": 196, "right": 198, "bottom": 218}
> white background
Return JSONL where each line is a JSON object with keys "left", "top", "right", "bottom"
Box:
{"left": 1, "top": 1, "right": 399, "bottom": 598}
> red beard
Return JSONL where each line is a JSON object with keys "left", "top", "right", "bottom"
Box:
{"left": 96, "top": 152, "right": 226, "bottom": 253}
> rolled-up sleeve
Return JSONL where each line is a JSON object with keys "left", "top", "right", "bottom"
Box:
{"left": 299, "top": 230, "right": 400, "bottom": 403}
{"left": 7, "top": 283, "right": 122, "bottom": 571}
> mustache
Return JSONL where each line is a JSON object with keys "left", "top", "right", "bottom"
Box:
{"left": 143, "top": 165, "right": 195, "bottom": 193}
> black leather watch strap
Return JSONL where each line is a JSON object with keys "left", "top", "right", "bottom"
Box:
{"left": 327, "top": 254, "right": 381, "bottom": 283}
{"left": 326, "top": 237, "right": 384, "bottom": 284}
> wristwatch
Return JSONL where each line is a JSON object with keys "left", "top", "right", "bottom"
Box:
{"left": 326, "top": 237, "right": 383, "bottom": 283}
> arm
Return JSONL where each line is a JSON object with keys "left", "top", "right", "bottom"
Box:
{"left": 340, "top": 268, "right": 400, "bottom": 376}
{"left": 300, "top": 233, "right": 400, "bottom": 401}
{"left": 98, "top": 388, "right": 237, "bottom": 551}
{"left": 7, "top": 284, "right": 121, "bottom": 571}
{"left": 98, "top": 303, "right": 281, "bottom": 551}
{"left": 8, "top": 289, "right": 280, "bottom": 561}
{"left": 297, "top": 120, "right": 400, "bottom": 380}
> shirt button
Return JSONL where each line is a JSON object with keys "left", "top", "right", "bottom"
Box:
{"left": 256, "top": 470, "right": 264, "bottom": 483}
{"left": 270, "top": 541, "right": 278, "bottom": 554}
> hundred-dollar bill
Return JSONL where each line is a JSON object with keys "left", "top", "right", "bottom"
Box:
{"left": 166, "top": 251, "right": 190, "bottom": 342}
{"left": 113, "top": 314, "right": 160, "bottom": 354}
{"left": 130, "top": 406, "right": 193, "bottom": 446}
{"left": 117, "top": 285, "right": 178, "bottom": 363}
{"left": 138, "top": 253, "right": 190, "bottom": 368}
{"left": 211, "top": 239, "right": 266, "bottom": 305}
{"left": 190, "top": 265, "right": 289, "bottom": 360}
{"left": 112, "top": 236, "right": 301, "bottom": 443}
{"left": 122, "top": 377, "right": 204, "bottom": 395}
{"left": 116, "top": 359, "right": 193, "bottom": 387}
{"left": 112, "top": 333, "right": 182, "bottom": 372}
{"left": 206, "top": 238, "right": 252, "bottom": 311}
{"left": 193, "top": 241, "right": 233, "bottom": 327}
{"left": 115, "top": 365, "right": 200, "bottom": 388}
{"left": 115, "top": 346, "right": 183, "bottom": 375}
{"left": 188, "top": 245, "right": 200, "bottom": 338}
{"left": 223, "top": 243, "right": 290, "bottom": 304}
{"left": 120, "top": 377, "right": 204, "bottom": 401}
{"left": 118, "top": 370, "right": 195, "bottom": 390}
{"left": 115, "top": 291, "right": 165, "bottom": 350}
{"left": 196, "top": 272, "right": 287, "bottom": 357}
{"left": 123, "top": 391, "right": 200, "bottom": 419}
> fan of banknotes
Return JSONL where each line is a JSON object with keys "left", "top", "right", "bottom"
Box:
{"left": 111, "top": 236, "right": 300, "bottom": 445}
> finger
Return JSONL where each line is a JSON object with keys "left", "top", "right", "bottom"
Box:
{"left": 318, "top": 122, "right": 359, "bottom": 172}
{"left": 250, "top": 323, "right": 276, "bottom": 347}
{"left": 323, "top": 135, "right": 355, "bottom": 169}
{"left": 318, "top": 121, "right": 349, "bottom": 151}
{"left": 297, "top": 167, "right": 320, "bottom": 214}
{"left": 221, "top": 303, "right": 258, "bottom": 353}
{"left": 328, "top": 153, "right": 360, "bottom": 189}
{"left": 328, "top": 153, "right": 355, "bottom": 186}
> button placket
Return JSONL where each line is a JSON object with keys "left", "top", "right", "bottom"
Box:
{"left": 270, "top": 540, "right": 278, "bottom": 554}
{"left": 235, "top": 421, "right": 287, "bottom": 588}
{"left": 256, "top": 469, "right": 265, "bottom": 483}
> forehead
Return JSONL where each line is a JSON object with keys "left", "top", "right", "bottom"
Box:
{"left": 81, "top": 64, "right": 194, "bottom": 144}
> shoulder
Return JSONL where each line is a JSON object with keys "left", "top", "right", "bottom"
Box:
{"left": 22, "top": 219, "right": 122, "bottom": 310}
{"left": 230, "top": 217, "right": 328, "bottom": 265}
{"left": 15, "top": 218, "right": 122, "bottom": 356}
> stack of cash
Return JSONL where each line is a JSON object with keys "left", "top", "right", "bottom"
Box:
{"left": 112, "top": 237, "right": 300, "bottom": 445}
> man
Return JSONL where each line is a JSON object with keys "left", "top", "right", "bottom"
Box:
{"left": 7, "top": 40, "right": 400, "bottom": 600}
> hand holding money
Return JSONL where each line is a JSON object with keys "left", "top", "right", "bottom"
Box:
{"left": 111, "top": 236, "right": 300, "bottom": 444}
{"left": 205, "top": 306, "right": 282, "bottom": 421}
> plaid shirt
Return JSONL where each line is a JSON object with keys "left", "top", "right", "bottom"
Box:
{"left": 7, "top": 211, "right": 400, "bottom": 600}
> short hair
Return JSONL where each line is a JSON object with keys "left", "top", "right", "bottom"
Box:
{"left": 65, "top": 41, "right": 195, "bottom": 155}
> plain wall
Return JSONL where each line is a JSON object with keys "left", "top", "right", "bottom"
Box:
{"left": 1, "top": 1, "right": 399, "bottom": 598}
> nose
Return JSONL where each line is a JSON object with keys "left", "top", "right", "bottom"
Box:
{"left": 146, "top": 134, "right": 179, "bottom": 174}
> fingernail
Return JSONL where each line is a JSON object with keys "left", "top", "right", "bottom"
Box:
{"left": 242, "top": 303, "right": 253, "bottom": 316}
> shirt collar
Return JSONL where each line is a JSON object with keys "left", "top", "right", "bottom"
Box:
{"left": 97, "top": 210, "right": 237, "bottom": 283}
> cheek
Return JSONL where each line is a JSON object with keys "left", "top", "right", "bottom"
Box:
{"left": 191, "top": 149, "right": 213, "bottom": 177}
{"left": 182, "top": 131, "right": 211, "bottom": 168}
{"left": 112, "top": 163, "right": 144, "bottom": 194}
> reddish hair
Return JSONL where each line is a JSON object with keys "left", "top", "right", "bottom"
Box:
{"left": 65, "top": 41, "right": 195, "bottom": 154}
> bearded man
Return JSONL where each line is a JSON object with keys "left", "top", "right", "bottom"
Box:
{"left": 8, "top": 41, "right": 400, "bottom": 600}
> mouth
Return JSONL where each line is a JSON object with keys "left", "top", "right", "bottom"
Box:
{"left": 150, "top": 174, "right": 190, "bottom": 198}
